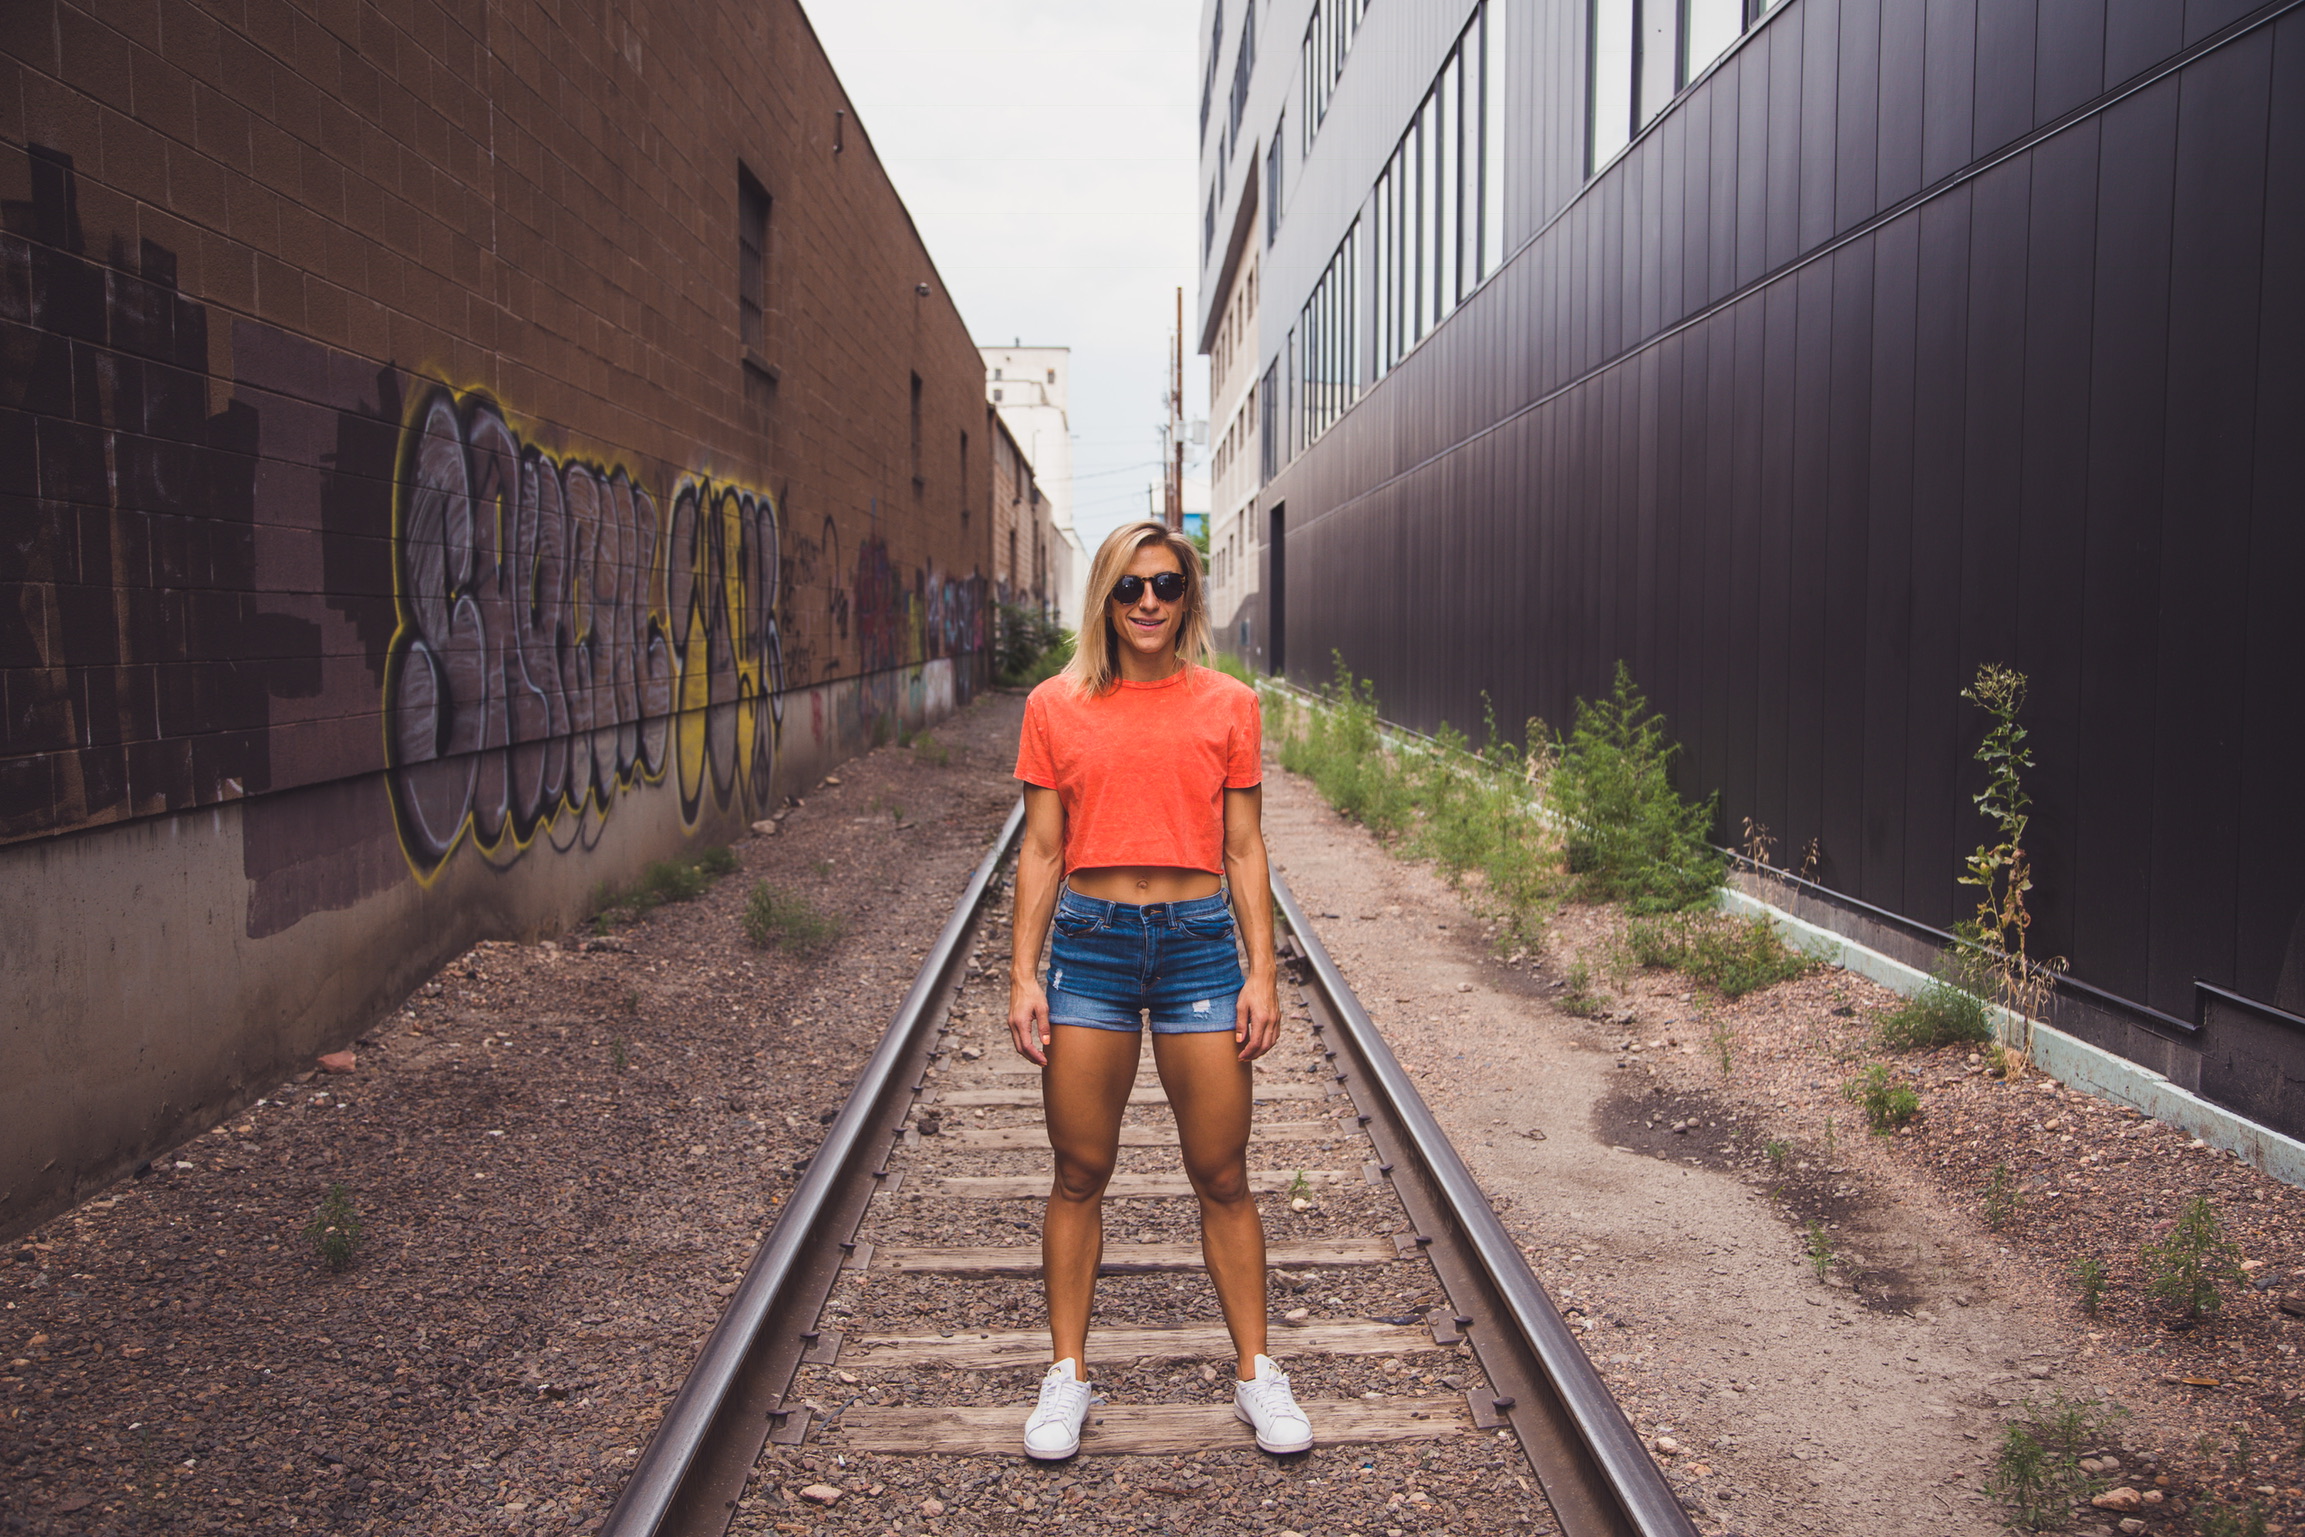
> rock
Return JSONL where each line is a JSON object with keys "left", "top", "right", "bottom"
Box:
{"left": 2090, "top": 1488, "right": 2142, "bottom": 1512}
{"left": 1457, "top": 982, "right": 1473, "bottom": 992}
{"left": 921, "top": 1498, "right": 945, "bottom": 1517}
{"left": 959, "top": 1047, "right": 983, "bottom": 1061}
{"left": 1284, "top": 1308, "right": 1310, "bottom": 1324}
{"left": 2118, "top": 1523, "right": 2146, "bottom": 1535}
{"left": 317, "top": 1050, "right": 357, "bottom": 1074}
{"left": 1289, "top": 1197, "right": 1312, "bottom": 1212}
{"left": 751, "top": 819, "right": 779, "bottom": 836}
{"left": 799, "top": 1484, "right": 843, "bottom": 1506}
{"left": 2278, "top": 1290, "right": 2305, "bottom": 1317}
{"left": 2098, "top": 1456, "right": 2122, "bottom": 1474}
{"left": 2141, "top": 1490, "right": 2162, "bottom": 1505}
{"left": 1654, "top": 1435, "right": 1680, "bottom": 1455}
{"left": 820, "top": 776, "right": 842, "bottom": 787}
{"left": 2027, "top": 1365, "right": 2052, "bottom": 1379}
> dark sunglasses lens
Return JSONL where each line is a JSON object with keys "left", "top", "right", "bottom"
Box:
{"left": 1113, "top": 572, "right": 1188, "bottom": 604}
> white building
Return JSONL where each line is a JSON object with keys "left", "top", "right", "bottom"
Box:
{"left": 1202, "top": 237, "right": 1262, "bottom": 663}
{"left": 981, "top": 345, "right": 1088, "bottom": 630}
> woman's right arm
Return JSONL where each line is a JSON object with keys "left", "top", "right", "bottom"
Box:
{"left": 1008, "top": 785, "right": 1066, "bottom": 1064}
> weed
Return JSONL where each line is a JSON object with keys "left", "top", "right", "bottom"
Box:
{"left": 1551, "top": 663, "right": 1724, "bottom": 912}
{"left": 1287, "top": 1170, "right": 1312, "bottom": 1203}
{"left": 1278, "top": 656, "right": 1417, "bottom": 837}
{"left": 1822, "top": 1116, "right": 1836, "bottom": 1160}
{"left": 742, "top": 883, "right": 844, "bottom": 955}
{"left": 305, "top": 1184, "right": 363, "bottom": 1272}
{"left": 1842, "top": 1064, "right": 1921, "bottom": 1133}
{"left": 812, "top": 859, "right": 835, "bottom": 877}
{"left": 2196, "top": 1502, "right": 2270, "bottom": 1537}
{"left": 1558, "top": 960, "right": 1603, "bottom": 1018}
{"left": 1625, "top": 912, "right": 1811, "bottom": 999}
{"left": 1709, "top": 1016, "right": 1734, "bottom": 1075}
{"left": 1984, "top": 1394, "right": 2125, "bottom": 1531}
{"left": 1804, "top": 1220, "right": 1833, "bottom": 1281}
{"left": 2140, "top": 1196, "right": 2245, "bottom": 1321}
{"left": 1984, "top": 1163, "right": 2018, "bottom": 1230}
{"left": 1208, "top": 650, "right": 1259, "bottom": 684}
{"left": 1954, "top": 665, "right": 2070, "bottom": 1053}
{"left": 610, "top": 1036, "right": 629, "bottom": 1073}
{"left": 911, "top": 732, "right": 952, "bottom": 768}
{"left": 994, "top": 602, "right": 1070, "bottom": 685}
{"left": 1984, "top": 1040, "right": 2017, "bottom": 1079}
{"left": 1877, "top": 975, "right": 1994, "bottom": 1051}
{"left": 2070, "top": 1256, "right": 2108, "bottom": 1315}
{"left": 591, "top": 848, "right": 734, "bottom": 930}
{"left": 622, "top": 988, "right": 640, "bottom": 1015}
{"left": 1765, "top": 1139, "right": 1789, "bottom": 1173}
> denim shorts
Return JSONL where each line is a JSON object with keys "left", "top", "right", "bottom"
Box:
{"left": 1045, "top": 888, "right": 1245, "bottom": 1034}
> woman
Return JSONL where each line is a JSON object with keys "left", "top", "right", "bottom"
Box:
{"left": 1007, "top": 520, "right": 1313, "bottom": 1459}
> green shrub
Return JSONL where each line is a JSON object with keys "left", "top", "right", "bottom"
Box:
{"left": 1550, "top": 663, "right": 1723, "bottom": 913}
{"left": 1984, "top": 1162, "right": 2018, "bottom": 1230}
{"left": 1625, "top": 912, "right": 1811, "bottom": 998}
{"left": 1558, "top": 960, "right": 1602, "bottom": 1018}
{"left": 1878, "top": 975, "right": 1994, "bottom": 1050}
{"left": 1804, "top": 1219, "right": 1833, "bottom": 1280}
{"left": 909, "top": 731, "right": 952, "bottom": 767}
{"left": 995, "top": 603, "right": 1072, "bottom": 687}
{"left": 1985, "top": 1395, "right": 2124, "bottom": 1531}
{"left": 305, "top": 1184, "right": 363, "bottom": 1272}
{"left": 591, "top": 847, "right": 736, "bottom": 931}
{"left": 2140, "top": 1196, "right": 2245, "bottom": 1320}
{"left": 2070, "top": 1255, "right": 2108, "bottom": 1315}
{"left": 743, "top": 883, "right": 843, "bottom": 955}
{"left": 1277, "top": 656, "right": 1417, "bottom": 838}
{"left": 1843, "top": 1064, "right": 1921, "bottom": 1132}
{"left": 1208, "top": 650, "right": 1259, "bottom": 684}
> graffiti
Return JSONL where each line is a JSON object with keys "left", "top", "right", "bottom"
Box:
{"left": 383, "top": 388, "right": 782, "bottom": 877}
{"left": 850, "top": 536, "right": 989, "bottom": 674}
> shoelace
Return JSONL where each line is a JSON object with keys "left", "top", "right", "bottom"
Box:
{"left": 1239, "top": 1370, "right": 1302, "bottom": 1420}
{"left": 1033, "top": 1369, "right": 1088, "bottom": 1422}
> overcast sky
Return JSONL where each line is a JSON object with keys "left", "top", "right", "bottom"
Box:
{"left": 806, "top": 0, "right": 1212, "bottom": 556}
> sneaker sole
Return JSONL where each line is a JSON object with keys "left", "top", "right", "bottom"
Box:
{"left": 1233, "top": 1404, "right": 1313, "bottom": 1455}
{"left": 1023, "top": 1438, "right": 1080, "bottom": 1461}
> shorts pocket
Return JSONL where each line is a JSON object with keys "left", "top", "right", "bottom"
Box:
{"left": 1177, "top": 910, "right": 1237, "bottom": 941}
{"left": 1052, "top": 907, "right": 1102, "bottom": 938}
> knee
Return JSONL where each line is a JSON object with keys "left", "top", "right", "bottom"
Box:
{"left": 1185, "top": 1157, "right": 1251, "bottom": 1207}
{"left": 1050, "top": 1152, "right": 1113, "bottom": 1204}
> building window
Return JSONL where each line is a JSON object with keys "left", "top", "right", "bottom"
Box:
{"left": 1200, "top": 1, "right": 1225, "bottom": 139}
{"left": 909, "top": 372, "right": 923, "bottom": 488}
{"left": 1045, "top": 368, "right": 1056, "bottom": 384}
{"left": 738, "top": 167, "right": 770, "bottom": 355}
{"left": 993, "top": 387, "right": 1003, "bottom": 402}
{"left": 959, "top": 429, "right": 970, "bottom": 523}
{"left": 1228, "top": 3, "right": 1257, "bottom": 148}
{"left": 1205, "top": 187, "right": 1218, "bottom": 259}
{"left": 1300, "top": 0, "right": 1369, "bottom": 155}
{"left": 1298, "top": 219, "right": 1361, "bottom": 446}
{"left": 1266, "top": 123, "right": 1284, "bottom": 245}
{"left": 1373, "top": 3, "right": 1506, "bottom": 381}
{"left": 992, "top": 367, "right": 1003, "bottom": 380}
{"left": 1591, "top": 0, "right": 1776, "bottom": 175}
{"left": 1259, "top": 360, "right": 1279, "bottom": 482}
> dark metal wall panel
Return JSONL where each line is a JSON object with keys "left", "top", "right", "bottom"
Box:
{"left": 2235, "top": 15, "right": 2305, "bottom": 1013}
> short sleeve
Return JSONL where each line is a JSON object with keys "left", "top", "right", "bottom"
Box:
{"left": 1014, "top": 689, "right": 1059, "bottom": 787}
{"left": 1225, "top": 686, "right": 1263, "bottom": 789}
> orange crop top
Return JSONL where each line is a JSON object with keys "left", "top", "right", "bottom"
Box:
{"left": 1013, "top": 665, "right": 1263, "bottom": 875}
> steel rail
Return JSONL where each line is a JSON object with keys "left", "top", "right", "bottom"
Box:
{"left": 601, "top": 796, "right": 1028, "bottom": 1537}
{"left": 1272, "top": 873, "right": 1698, "bottom": 1537}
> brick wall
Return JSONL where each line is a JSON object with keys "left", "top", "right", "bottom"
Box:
{"left": 0, "top": 0, "right": 995, "bottom": 1239}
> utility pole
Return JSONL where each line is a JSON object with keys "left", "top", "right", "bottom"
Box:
{"left": 1166, "top": 286, "right": 1184, "bottom": 532}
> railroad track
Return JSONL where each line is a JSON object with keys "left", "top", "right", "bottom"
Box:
{"left": 602, "top": 802, "right": 1695, "bottom": 1537}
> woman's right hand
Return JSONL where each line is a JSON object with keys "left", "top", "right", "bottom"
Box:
{"left": 1009, "top": 977, "right": 1052, "bottom": 1065}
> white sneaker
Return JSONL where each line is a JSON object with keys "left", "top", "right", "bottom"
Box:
{"left": 1233, "top": 1354, "right": 1313, "bottom": 1454}
{"left": 1024, "top": 1358, "right": 1095, "bottom": 1459}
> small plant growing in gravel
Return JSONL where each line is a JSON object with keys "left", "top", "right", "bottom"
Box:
{"left": 1984, "top": 1394, "right": 2125, "bottom": 1531}
{"left": 910, "top": 732, "right": 952, "bottom": 767}
{"left": 1877, "top": 974, "right": 1994, "bottom": 1051}
{"left": 592, "top": 848, "right": 737, "bottom": 931}
{"left": 1843, "top": 1064, "right": 1921, "bottom": 1133}
{"left": 1765, "top": 1139, "right": 1789, "bottom": 1173}
{"left": 1624, "top": 912, "right": 1810, "bottom": 999}
{"left": 1804, "top": 1220, "right": 1834, "bottom": 1281}
{"left": 1549, "top": 662, "right": 1724, "bottom": 913}
{"left": 305, "top": 1184, "right": 363, "bottom": 1272}
{"left": 2195, "top": 1501, "right": 2271, "bottom": 1537}
{"left": 1822, "top": 1116, "right": 1837, "bottom": 1161}
{"left": 1953, "top": 665, "right": 2069, "bottom": 1057}
{"left": 1286, "top": 1170, "right": 1313, "bottom": 1204}
{"left": 1558, "top": 960, "right": 1603, "bottom": 1018}
{"left": 610, "top": 1036, "right": 629, "bottom": 1072}
{"left": 2070, "top": 1255, "right": 2108, "bottom": 1315}
{"left": 743, "top": 884, "right": 844, "bottom": 955}
{"left": 1709, "top": 1017, "right": 1734, "bottom": 1075}
{"left": 2140, "top": 1196, "right": 2246, "bottom": 1321}
{"left": 1984, "top": 1163, "right": 2019, "bottom": 1230}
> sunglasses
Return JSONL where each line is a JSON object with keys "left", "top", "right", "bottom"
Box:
{"left": 1110, "top": 571, "right": 1188, "bottom": 605}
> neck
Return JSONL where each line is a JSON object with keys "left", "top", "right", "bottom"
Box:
{"left": 1112, "top": 638, "right": 1182, "bottom": 683}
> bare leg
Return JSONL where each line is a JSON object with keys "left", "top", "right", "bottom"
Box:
{"left": 1150, "top": 1029, "right": 1268, "bottom": 1379}
{"left": 1042, "top": 1024, "right": 1142, "bottom": 1374}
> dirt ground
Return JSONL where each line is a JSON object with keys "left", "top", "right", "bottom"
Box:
{"left": 0, "top": 692, "right": 1030, "bottom": 1537}
{"left": 1260, "top": 764, "right": 2305, "bottom": 1537}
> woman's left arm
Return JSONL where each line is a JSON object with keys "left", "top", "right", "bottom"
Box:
{"left": 1223, "top": 785, "right": 1282, "bottom": 1062}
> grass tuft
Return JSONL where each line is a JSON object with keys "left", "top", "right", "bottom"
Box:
{"left": 591, "top": 847, "right": 737, "bottom": 933}
{"left": 1625, "top": 912, "right": 1811, "bottom": 999}
{"left": 305, "top": 1184, "right": 363, "bottom": 1272}
{"left": 742, "top": 883, "right": 843, "bottom": 955}
{"left": 1842, "top": 1064, "right": 1921, "bottom": 1132}
{"left": 1985, "top": 1395, "right": 2125, "bottom": 1531}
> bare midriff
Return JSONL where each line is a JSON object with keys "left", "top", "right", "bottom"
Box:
{"left": 1066, "top": 865, "right": 1222, "bottom": 904}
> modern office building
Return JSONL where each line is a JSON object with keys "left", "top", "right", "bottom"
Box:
{"left": 1200, "top": 0, "right": 2305, "bottom": 1126}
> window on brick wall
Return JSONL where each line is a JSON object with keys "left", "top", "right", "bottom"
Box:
{"left": 738, "top": 168, "right": 769, "bottom": 358}
{"left": 910, "top": 373, "right": 924, "bottom": 490}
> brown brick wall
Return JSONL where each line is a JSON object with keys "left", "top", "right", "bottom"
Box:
{"left": 1, "top": 0, "right": 994, "bottom": 851}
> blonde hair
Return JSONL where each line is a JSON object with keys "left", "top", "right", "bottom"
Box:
{"left": 1062, "top": 520, "right": 1210, "bottom": 695}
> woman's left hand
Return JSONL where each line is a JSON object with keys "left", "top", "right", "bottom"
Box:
{"left": 1234, "top": 973, "right": 1282, "bottom": 1062}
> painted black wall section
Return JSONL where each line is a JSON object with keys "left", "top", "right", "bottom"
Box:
{"left": 1264, "top": 0, "right": 2305, "bottom": 1038}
